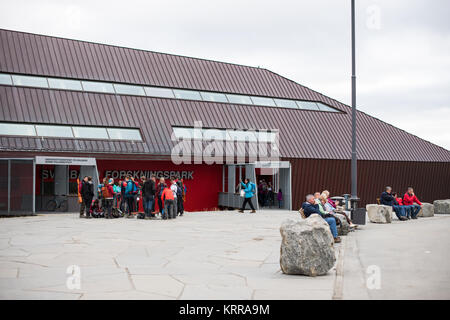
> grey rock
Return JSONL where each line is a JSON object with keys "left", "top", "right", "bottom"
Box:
{"left": 418, "top": 203, "right": 434, "bottom": 217}
{"left": 279, "top": 215, "right": 336, "bottom": 277}
{"left": 433, "top": 200, "right": 450, "bottom": 215}
{"left": 366, "top": 204, "right": 392, "bottom": 224}
{"left": 335, "top": 214, "right": 350, "bottom": 236}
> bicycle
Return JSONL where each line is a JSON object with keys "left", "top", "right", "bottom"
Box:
{"left": 45, "top": 194, "right": 68, "bottom": 212}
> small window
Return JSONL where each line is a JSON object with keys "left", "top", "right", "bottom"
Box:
{"left": 296, "top": 101, "right": 320, "bottom": 111}
{"left": 35, "top": 125, "right": 74, "bottom": 138}
{"left": 250, "top": 96, "right": 276, "bottom": 107}
{"left": 72, "top": 126, "right": 109, "bottom": 139}
{"left": 203, "top": 128, "right": 227, "bottom": 141}
{"left": 173, "top": 89, "right": 203, "bottom": 101}
{"left": 173, "top": 127, "right": 202, "bottom": 140}
{"left": 200, "top": 92, "right": 228, "bottom": 103}
{"left": 226, "top": 94, "right": 253, "bottom": 105}
{"left": 227, "top": 130, "right": 258, "bottom": 142}
{"left": 257, "top": 131, "right": 277, "bottom": 143}
{"left": 107, "top": 128, "right": 142, "bottom": 141}
{"left": 144, "top": 87, "right": 175, "bottom": 98}
{"left": 0, "top": 73, "right": 13, "bottom": 85}
{"left": 48, "top": 78, "right": 82, "bottom": 91}
{"left": 12, "top": 75, "right": 48, "bottom": 88}
{"left": 317, "top": 103, "right": 338, "bottom": 112}
{"left": 0, "top": 123, "right": 36, "bottom": 136}
{"left": 274, "top": 98, "right": 298, "bottom": 109}
{"left": 113, "top": 84, "right": 145, "bottom": 96}
{"left": 81, "top": 81, "right": 115, "bottom": 93}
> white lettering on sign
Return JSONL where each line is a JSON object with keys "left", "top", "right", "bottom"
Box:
{"left": 104, "top": 170, "right": 194, "bottom": 180}
{"left": 42, "top": 169, "right": 79, "bottom": 180}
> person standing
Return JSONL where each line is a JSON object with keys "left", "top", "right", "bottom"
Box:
{"left": 143, "top": 175, "right": 156, "bottom": 218}
{"left": 238, "top": 178, "right": 257, "bottom": 213}
{"left": 124, "top": 175, "right": 137, "bottom": 217}
{"left": 402, "top": 187, "right": 423, "bottom": 220}
{"left": 161, "top": 184, "right": 175, "bottom": 220}
{"left": 156, "top": 177, "right": 166, "bottom": 215}
{"left": 102, "top": 178, "right": 115, "bottom": 219}
{"left": 170, "top": 178, "right": 178, "bottom": 219}
{"left": 277, "top": 189, "right": 283, "bottom": 208}
{"left": 176, "top": 180, "right": 184, "bottom": 216}
{"left": 79, "top": 176, "right": 93, "bottom": 218}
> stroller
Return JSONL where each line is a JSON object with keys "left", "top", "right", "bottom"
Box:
{"left": 90, "top": 199, "right": 104, "bottom": 218}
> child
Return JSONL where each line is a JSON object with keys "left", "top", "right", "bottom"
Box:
{"left": 90, "top": 199, "right": 104, "bottom": 218}
{"left": 277, "top": 189, "right": 283, "bottom": 208}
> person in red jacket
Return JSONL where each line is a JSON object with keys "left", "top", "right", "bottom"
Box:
{"left": 161, "top": 185, "right": 175, "bottom": 220}
{"left": 403, "top": 187, "right": 423, "bottom": 219}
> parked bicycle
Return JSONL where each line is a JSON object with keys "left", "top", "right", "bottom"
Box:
{"left": 45, "top": 194, "right": 68, "bottom": 212}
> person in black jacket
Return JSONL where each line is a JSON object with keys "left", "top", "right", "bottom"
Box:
{"left": 80, "top": 176, "right": 94, "bottom": 219}
{"left": 143, "top": 175, "right": 156, "bottom": 218}
{"left": 380, "top": 187, "right": 408, "bottom": 221}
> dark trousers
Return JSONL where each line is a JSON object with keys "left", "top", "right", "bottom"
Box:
{"left": 177, "top": 197, "right": 184, "bottom": 215}
{"left": 125, "top": 196, "right": 134, "bottom": 214}
{"left": 157, "top": 195, "right": 163, "bottom": 213}
{"left": 164, "top": 199, "right": 176, "bottom": 219}
{"left": 144, "top": 196, "right": 154, "bottom": 217}
{"left": 81, "top": 197, "right": 92, "bottom": 216}
{"left": 104, "top": 198, "right": 113, "bottom": 218}
{"left": 241, "top": 197, "right": 255, "bottom": 211}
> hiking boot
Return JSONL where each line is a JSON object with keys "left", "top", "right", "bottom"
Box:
{"left": 238, "top": 210, "right": 244, "bottom": 213}
{"left": 412, "top": 216, "right": 418, "bottom": 220}
{"left": 334, "top": 237, "right": 342, "bottom": 243}
{"left": 400, "top": 216, "right": 408, "bottom": 221}
{"left": 250, "top": 210, "right": 256, "bottom": 213}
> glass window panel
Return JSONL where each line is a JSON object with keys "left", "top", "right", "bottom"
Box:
{"left": 107, "top": 128, "right": 142, "bottom": 141}
{"left": 35, "top": 125, "right": 74, "bottom": 138}
{"left": 144, "top": 87, "right": 175, "bottom": 98}
{"left": 72, "top": 126, "right": 108, "bottom": 139}
{"left": 227, "top": 130, "right": 258, "bottom": 142}
{"left": 250, "top": 96, "right": 276, "bottom": 107}
{"left": 113, "top": 84, "right": 145, "bottom": 96}
{"left": 12, "top": 75, "right": 48, "bottom": 88}
{"left": 258, "top": 131, "right": 277, "bottom": 143}
{"left": 296, "top": 101, "right": 320, "bottom": 111}
{"left": 0, "top": 73, "right": 12, "bottom": 85}
{"left": 48, "top": 78, "right": 82, "bottom": 91}
{"left": 226, "top": 94, "right": 253, "bottom": 105}
{"left": 173, "top": 89, "right": 203, "bottom": 101}
{"left": 173, "top": 127, "right": 203, "bottom": 140}
{"left": 274, "top": 98, "right": 298, "bottom": 109}
{"left": 81, "top": 81, "right": 115, "bottom": 93}
{"left": 317, "top": 103, "right": 338, "bottom": 112}
{"left": 202, "top": 128, "right": 227, "bottom": 140}
{"left": 0, "top": 123, "right": 36, "bottom": 136}
{"left": 200, "top": 92, "right": 228, "bottom": 103}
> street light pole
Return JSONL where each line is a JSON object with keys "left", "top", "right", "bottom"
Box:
{"left": 350, "top": 0, "right": 359, "bottom": 210}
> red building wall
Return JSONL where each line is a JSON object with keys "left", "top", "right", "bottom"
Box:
{"left": 96, "top": 160, "right": 223, "bottom": 212}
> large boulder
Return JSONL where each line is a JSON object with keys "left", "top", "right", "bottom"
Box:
{"left": 335, "top": 213, "right": 350, "bottom": 236}
{"left": 434, "top": 200, "right": 450, "bottom": 215}
{"left": 418, "top": 203, "right": 434, "bottom": 217}
{"left": 280, "top": 215, "right": 336, "bottom": 277}
{"left": 366, "top": 204, "right": 392, "bottom": 224}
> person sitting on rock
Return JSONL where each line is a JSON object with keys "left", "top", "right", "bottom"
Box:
{"left": 320, "top": 193, "right": 357, "bottom": 228}
{"left": 302, "top": 194, "right": 341, "bottom": 243}
{"left": 402, "top": 187, "right": 422, "bottom": 220}
{"left": 381, "top": 186, "right": 408, "bottom": 221}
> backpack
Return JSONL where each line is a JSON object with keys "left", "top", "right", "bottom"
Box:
{"left": 125, "top": 181, "right": 137, "bottom": 195}
{"left": 97, "top": 184, "right": 104, "bottom": 199}
{"left": 251, "top": 183, "right": 256, "bottom": 193}
{"left": 102, "top": 185, "right": 112, "bottom": 198}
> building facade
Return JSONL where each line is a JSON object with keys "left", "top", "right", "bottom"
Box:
{"left": 0, "top": 29, "right": 449, "bottom": 215}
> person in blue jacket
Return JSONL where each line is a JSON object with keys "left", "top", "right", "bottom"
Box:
{"left": 238, "top": 178, "right": 257, "bottom": 213}
{"left": 302, "top": 194, "right": 341, "bottom": 243}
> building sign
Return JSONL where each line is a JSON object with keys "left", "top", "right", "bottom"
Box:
{"left": 35, "top": 156, "right": 96, "bottom": 166}
{"left": 104, "top": 170, "right": 194, "bottom": 180}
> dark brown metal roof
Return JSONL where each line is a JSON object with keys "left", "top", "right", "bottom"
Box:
{"left": 0, "top": 29, "right": 449, "bottom": 162}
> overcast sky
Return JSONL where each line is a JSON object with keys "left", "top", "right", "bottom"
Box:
{"left": 1, "top": 0, "right": 449, "bottom": 150}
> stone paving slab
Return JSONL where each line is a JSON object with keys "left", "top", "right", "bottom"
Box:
{"left": 0, "top": 210, "right": 339, "bottom": 300}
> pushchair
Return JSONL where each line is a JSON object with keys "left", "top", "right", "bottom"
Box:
{"left": 90, "top": 199, "right": 104, "bottom": 218}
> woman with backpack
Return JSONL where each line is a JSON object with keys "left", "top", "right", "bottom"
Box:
{"left": 238, "top": 178, "right": 257, "bottom": 213}
{"left": 156, "top": 177, "right": 166, "bottom": 216}
{"left": 101, "top": 178, "right": 116, "bottom": 219}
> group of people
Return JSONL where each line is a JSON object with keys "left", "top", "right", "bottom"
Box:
{"left": 380, "top": 186, "right": 423, "bottom": 221}
{"left": 302, "top": 191, "right": 358, "bottom": 243}
{"left": 78, "top": 174, "right": 186, "bottom": 220}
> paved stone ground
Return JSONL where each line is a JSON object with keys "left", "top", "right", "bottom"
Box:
{"left": 0, "top": 210, "right": 337, "bottom": 300}
{"left": 1, "top": 210, "right": 449, "bottom": 300}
